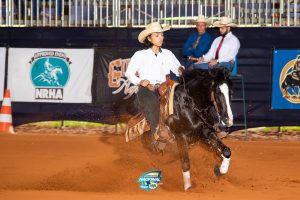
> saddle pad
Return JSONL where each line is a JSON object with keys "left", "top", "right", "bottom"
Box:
{"left": 125, "top": 113, "right": 150, "bottom": 142}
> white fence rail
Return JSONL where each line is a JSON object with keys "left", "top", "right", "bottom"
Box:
{"left": 0, "top": 0, "right": 299, "bottom": 27}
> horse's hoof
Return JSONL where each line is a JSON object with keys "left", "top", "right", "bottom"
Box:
{"left": 184, "top": 185, "right": 192, "bottom": 191}
{"left": 214, "top": 165, "right": 222, "bottom": 177}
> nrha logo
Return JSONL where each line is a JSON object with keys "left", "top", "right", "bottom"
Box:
{"left": 29, "top": 51, "right": 71, "bottom": 100}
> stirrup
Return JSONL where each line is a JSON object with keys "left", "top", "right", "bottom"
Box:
{"left": 152, "top": 129, "right": 168, "bottom": 152}
{"left": 151, "top": 140, "right": 167, "bottom": 153}
{"left": 154, "top": 132, "right": 168, "bottom": 142}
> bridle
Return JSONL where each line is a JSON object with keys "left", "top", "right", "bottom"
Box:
{"left": 191, "top": 88, "right": 222, "bottom": 132}
{"left": 210, "top": 89, "right": 220, "bottom": 117}
{"left": 180, "top": 73, "right": 224, "bottom": 131}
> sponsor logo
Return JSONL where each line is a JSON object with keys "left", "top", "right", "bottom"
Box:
{"left": 108, "top": 58, "right": 138, "bottom": 99}
{"left": 30, "top": 51, "right": 71, "bottom": 100}
{"left": 138, "top": 170, "right": 162, "bottom": 191}
{"left": 279, "top": 55, "right": 300, "bottom": 104}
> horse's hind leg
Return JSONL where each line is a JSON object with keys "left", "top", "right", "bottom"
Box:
{"left": 176, "top": 135, "right": 191, "bottom": 191}
{"left": 204, "top": 131, "right": 231, "bottom": 175}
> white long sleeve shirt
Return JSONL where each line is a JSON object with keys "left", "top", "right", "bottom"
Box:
{"left": 203, "top": 32, "right": 240, "bottom": 63}
{"left": 125, "top": 48, "right": 182, "bottom": 85}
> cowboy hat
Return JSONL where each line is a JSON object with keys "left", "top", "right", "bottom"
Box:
{"left": 194, "top": 15, "right": 211, "bottom": 25}
{"left": 138, "top": 22, "right": 170, "bottom": 44}
{"left": 213, "top": 17, "right": 237, "bottom": 27}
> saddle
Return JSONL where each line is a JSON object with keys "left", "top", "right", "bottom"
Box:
{"left": 125, "top": 77, "right": 178, "bottom": 145}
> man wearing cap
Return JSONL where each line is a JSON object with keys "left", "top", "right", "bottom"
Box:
{"left": 195, "top": 17, "right": 240, "bottom": 71}
{"left": 125, "top": 22, "right": 184, "bottom": 152}
{"left": 182, "top": 15, "right": 213, "bottom": 68}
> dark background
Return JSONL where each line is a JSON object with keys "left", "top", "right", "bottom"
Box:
{"left": 0, "top": 27, "right": 300, "bottom": 129}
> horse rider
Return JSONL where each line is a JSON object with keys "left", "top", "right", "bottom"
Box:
{"left": 125, "top": 22, "right": 184, "bottom": 151}
{"left": 182, "top": 15, "right": 213, "bottom": 69}
{"left": 195, "top": 17, "right": 240, "bottom": 71}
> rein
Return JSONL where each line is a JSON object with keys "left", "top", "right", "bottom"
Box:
{"left": 210, "top": 90, "right": 221, "bottom": 117}
{"left": 179, "top": 72, "right": 223, "bottom": 132}
{"left": 192, "top": 87, "right": 223, "bottom": 131}
{"left": 194, "top": 106, "right": 220, "bottom": 131}
{"left": 210, "top": 89, "right": 222, "bottom": 127}
{"left": 181, "top": 73, "right": 187, "bottom": 93}
{"left": 190, "top": 93, "right": 221, "bottom": 131}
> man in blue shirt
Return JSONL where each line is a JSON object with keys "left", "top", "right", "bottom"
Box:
{"left": 182, "top": 15, "right": 213, "bottom": 69}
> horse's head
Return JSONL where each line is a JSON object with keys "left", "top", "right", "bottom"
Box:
{"left": 210, "top": 68, "right": 233, "bottom": 127}
{"left": 181, "top": 68, "right": 233, "bottom": 127}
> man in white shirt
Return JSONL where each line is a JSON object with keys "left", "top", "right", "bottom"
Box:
{"left": 195, "top": 17, "right": 240, "bottom": 71}
{"left": 125, "top": 22, "right": 184, "bottom": 152}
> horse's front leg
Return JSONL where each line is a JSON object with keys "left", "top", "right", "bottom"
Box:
{"left": 204, "top": 130, "right": 231, "bottom": 175}
{"left": 166, "top": 115, "right": 193, "bottom": 191}
{"left": 176, "top": 134, "right": 191, "bottom": 191}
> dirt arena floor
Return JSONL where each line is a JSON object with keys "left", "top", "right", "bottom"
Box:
{"left": 0, "top": 126, "right": 299, "bottom": 200}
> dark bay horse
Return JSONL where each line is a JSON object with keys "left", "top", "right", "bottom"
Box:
{"left": 165, "top": 68, "right": 233, "bottom": 191}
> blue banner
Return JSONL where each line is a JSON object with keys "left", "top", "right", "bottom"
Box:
{"left": 272, "top": 50, "right": 300, "bottom": 109}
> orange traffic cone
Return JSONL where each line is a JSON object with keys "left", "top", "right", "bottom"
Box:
{"left": 0, "top": 89, "right": 15, "bottom": 134}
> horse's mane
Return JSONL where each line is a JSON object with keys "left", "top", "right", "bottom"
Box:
{"left": 178, "top": 68, "right": 232, "bottom": 108}
{"left": 181, "top": 68, "right": 231, "bottom": 91}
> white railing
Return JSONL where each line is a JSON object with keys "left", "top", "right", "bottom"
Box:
{"left": 0, "top": 0, "right": 299, "bottom": 27}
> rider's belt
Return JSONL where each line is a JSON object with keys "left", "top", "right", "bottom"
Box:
{"left": 146, "top": 83, "right": 161, "bottom": 92}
